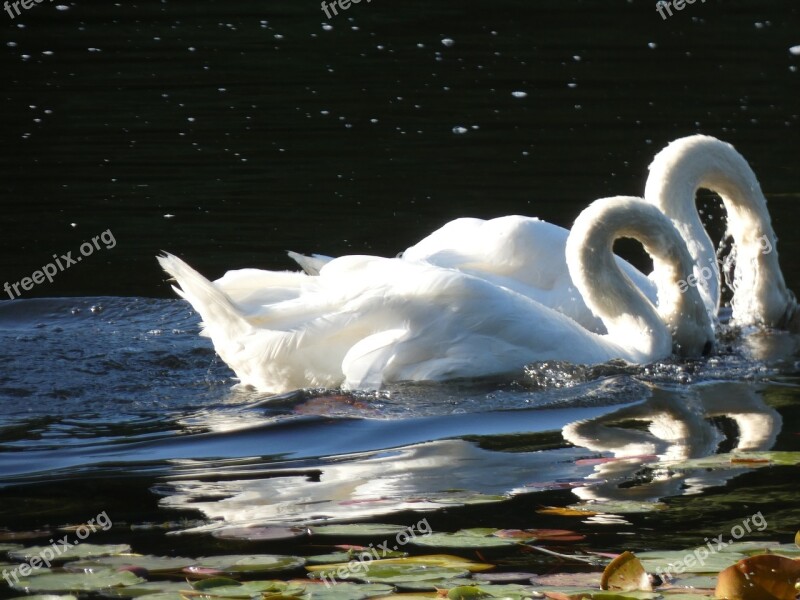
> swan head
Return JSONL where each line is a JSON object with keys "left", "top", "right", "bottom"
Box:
{"left": 567, "top": 196, "right": 715, "bottom": 360}
{"left": 646, "top": 134, "right": 796, "bottom": 331}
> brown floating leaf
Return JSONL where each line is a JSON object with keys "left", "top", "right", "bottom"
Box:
{"left": 537, "top": 506, "right": 598, "bottom": 517}
{"left": 715, "top": 554, "right": 800, "bottom": 600}
{"left": 600, "top": 551, "right": 652, "bottom": 592}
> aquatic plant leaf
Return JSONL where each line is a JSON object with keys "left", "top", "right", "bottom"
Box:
{"left": 600, "top": 552, "right": 652, "bottom": 592}
{"left": 408, "top": 532, "right": 517, "bottom": 549}
{"left": 429, "top": 493, "right": 509, "bottom": 506}
{"left": 212, "top": 527, "right": 308, "bottom": 542}
{"left": 637, "top": 550, "right": 743, "bottom": 575}
{"left": 656, "top": 594, "right": 713, "bottom": 600}
{"left": 310, "top": 525, "right": 409, "bottom": 537}
{"left": 536, "top": 507, "right": 598, "bottom": 517}
{"left": 189, "top": 554, "right": 306, "bottom": 574}
{"left": 9, "top": 543, "right": 131, "bottom": 562}
{"left": 299, "top": 582, "right": 395, "bottom": 600}
{"left": 10, "top": 569, "right": 145, "bottom": 593}
{"left": 186, "top": 580, "right": 294, "bottom": 597}
{"left": 447, "top": 585, "right": 493, "bottom": 600}
{"left": 715, "top": 554, "right": 800, "bottom": 600}
{"left": 67, "top": 554, "right": 194, "bottom": 573}
{"left": 567, "top": 501, "right": 666, "bottom": 515}
{"left": 114, "top": 580, "right": 197, "bottom": 597}
{"left": 531, "top": 572, "right": 602, "bottom": 587}
{"left": 309, "top": 562, "right": 469, "bottom": 585}
{"left": 0, "top": 542, "right": 23, "bottom": 553}
{"left": 191, "top": 578, "right": 242, "bottom": 591}
{"left": 493, "top": 529, "right": 584, "bottom": 543}
{"left": 377, "top": 555, "right": 492, "bottom": 572}
{"left": 795, "top": 531, "right": 800, "bottom": 548}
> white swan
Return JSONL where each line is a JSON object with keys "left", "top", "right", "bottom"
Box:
{"left": 645, "top": 134, "right": 798, "bottom": 330}
{"left": 396, "top": 135, "right": 797, "bottom": 333}
{"left": 400, "top": 216, "right": 657, "bottom": 333}
{"left": 158, "top": 196, "right": 713, "bottom": 393}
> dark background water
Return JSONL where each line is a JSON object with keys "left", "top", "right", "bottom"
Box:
{"left": 0, "top": 0, "right": 799, "bottom": 580}
{"left": 1, "top": 0, "right": 798, "bottom": 298}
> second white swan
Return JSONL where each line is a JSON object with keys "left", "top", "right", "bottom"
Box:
{"left": 159, "top": 196, "right": 713, "bottom": 393}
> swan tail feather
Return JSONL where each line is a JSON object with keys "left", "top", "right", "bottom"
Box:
{"left": 287, "top": 251, "right": 333, "bottom": 276}
{"left": 157, "top": 253, "right": 251, "bottom": 339}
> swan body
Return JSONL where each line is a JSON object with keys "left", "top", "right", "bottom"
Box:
{"left": 159, "top": 196, "right": 713, "bottom": 393}
{"left": 401, "top": 216, "right": 658, "bottom": 333}
{"left": 645, "top": 134, "right": 798, "bottom": 330}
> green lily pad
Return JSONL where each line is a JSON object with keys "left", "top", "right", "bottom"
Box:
{"left": 393, "top": 578, "right": 478, "bottom": 592}
{"left": 566, "top": 501, "right": 667, "bottom": 514}
{"left": 408, "top": 531, "right": 517, "bottom": 549}
{"left": 298, "top": 582, "right": 394, "bottom": 600}
{"left": 749, "top": 543, "right": 800, "bottom": 558}
{"left": 310, "top": 525, "right": 411, "bottom": 538}
{"left": 310, "top": 562, "right": 469, "bottom": 585}
{"left": 429, "top": 492, "right": 509, "bottom": 506}
{"left": 0, "top": 543, "right": 23, "bottom": 554}
{"left": 114, "top": 580, "right": 197, "bottom": 597}
{"left": 637, "top": 550, "right": 744, "bottom": 575}
{"left": 10, "top": 569, "right": 145, "bottom": 593}
{"left": 68, "top": 554, "right": 194, "bottom": 573}
{"left": 189, "top": 555, "right": 306, "bottom": 575}
{"left": 189, "top": 580, "right": 292, "bottom": 597}
{"left": 307, "top": 551, "right": 406, "bottom": 565}
{"left": 447, "top": 586, "right": 493, "bottom": 600}
{"left": 9, "top": 543, "right": 131, "bottom": 562}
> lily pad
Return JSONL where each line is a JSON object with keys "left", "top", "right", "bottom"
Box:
{"left": 187, "top": 580, "right": 294, "bottom": 597}
{"left": 310, "top": 525, "right": 410, "bottom": 538}
{"left": 408, "top": 531, "right": 517, "bottom": 550}
{"left": 601, "top": 552, "right": 651, "bottom": 592}
{"left": 10, "top": 569, "right": 145, "bottom": 593}
{"left": 188, "top": 555, "right": 306, "bottom": 575}
{"left": 567, "top": 501, "right": 667, "bottom": 515}
{"left": 310, "top": 562, "right": 469, "bottom": 585}
{"left": 212, "top": 527, "right": 308, "bottom": 542}
{"left": 67, "top": 554, "right": 194, "bottom": 573}
{"left": 9, "top": 543, "right": 131, "bottom": 562}
{"left": 493, "top": 529, "right": 585, "bottom": 543}
{"left": 715, "top": 554, "right": 800, "bottom": 600}
{"left": 637, "top": 550, "right": 744, "bottom": 576}
{"left": 307, "top": 555, "right": 492, "bottom": 576}
{"left": 0, "top": 542, "right": 23, "bottom": 553}
{"left": 299, "top": 582, "right": 395, "bottom": 600}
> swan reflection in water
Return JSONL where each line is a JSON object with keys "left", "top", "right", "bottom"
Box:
{"left": 157, "top": 381, "right": 782, "bottom": 531}
{"left": 562, "top": 382, "right": 782, "bottom": 503}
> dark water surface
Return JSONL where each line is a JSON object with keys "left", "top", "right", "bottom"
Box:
{"left": 0, "top": 0, "right": 799, "bottom": 580}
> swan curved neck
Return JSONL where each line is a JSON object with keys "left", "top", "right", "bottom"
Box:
{"left": 566, "top": 196, "right": 713, "bottom": 360}
{"left": 646, "top": 135, "right": 795, "bottom": 327}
